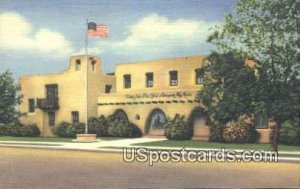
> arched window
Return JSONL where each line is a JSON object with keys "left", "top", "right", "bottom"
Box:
{"left": 148, "top": 109, "right": 167, "bottom": 130}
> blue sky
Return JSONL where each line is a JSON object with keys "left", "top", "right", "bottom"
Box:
{"left": 0, "top": 0, "right": 234, "bottom": 80}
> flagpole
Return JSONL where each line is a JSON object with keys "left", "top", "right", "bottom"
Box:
{"left": 85, "top": 19, "right": 88, "bottom": 134}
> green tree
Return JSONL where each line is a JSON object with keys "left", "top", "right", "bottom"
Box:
{"left": 208, "top": 0, "right": 300, "bottom": 151}
{"left": 0, "top": 71, "right": 22, "bottom": 124}
{"left": 198, "top": 52, "right": 256, "bottom": 127}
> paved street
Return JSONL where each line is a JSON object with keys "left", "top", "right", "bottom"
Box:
{"left": 0, "top": 147, "right": 299, "bottom": 189}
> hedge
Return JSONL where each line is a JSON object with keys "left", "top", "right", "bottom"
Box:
{"left": 222, "top": 116, "right": 258, "bottom": 143}
{"left": 164, "top": 114, "right": 192, "bottom": 140}
{"left": 52, "top": 122, "right": 85, "bottom": 138}
{"left": 0, "top": 123, "right": 40, "bottom": 137}
{"left": 52, "top": 115, "right": 142, "bottom": 138}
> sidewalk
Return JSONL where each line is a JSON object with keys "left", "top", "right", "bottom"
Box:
{"left": 0, "top": 137, "right": 299, "bottom": 162}
{"left": 0, "top": 137, "right": 167, "bottom": 151}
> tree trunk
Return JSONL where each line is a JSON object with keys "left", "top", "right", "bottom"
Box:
{"left": 272, "top": 117, "right": 281, "bottom": 152}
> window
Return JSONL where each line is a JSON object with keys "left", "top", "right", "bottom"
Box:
{"left": 255, "top": 113, "right": 268, "bottom": 129}
{"left": 72, "top": 111, "right": 79, "bottom": 123}
{"left": 76, "top": 59, "right": 81, "bottom": 70}
{"left": 105, "top": 85, "right": 112, "bottom": 93}
{"left": 124, "top": 74, "right": 131, "bottom": 89}
{"left": 169, "top": 71, "right": 178, "bottom": 86}
{"left": 46, "top": 84, "right": 58, "bottom": 99}
{"left": 146, "top": 72, "right": 154, "bottom": 88}
{"left": 195, "top": 68, "right": 204, "bottom": 84}
{"left": 91, "top": 60, "right": 96, "bottom": 71}
{"left": 148, "top": 109, "right": 167, "bottom": 130}
{"left": 48, "top": 112, "right": 55, "bottom": 126}
{"left": 28, "top": 99, "right": 35, "bottom": 113}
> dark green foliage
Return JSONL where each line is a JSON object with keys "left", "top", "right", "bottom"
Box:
{"left": 0, "top": 71, "right": 23, "bottom": 124}
{"left": 52, "top": 122, "right": 85, "bottom": 138}
{"left": 279, "top": 118, "right": 300, "bottom": 146}
{"left": 209, "top": 124, "right": 223, "bottom": 142}
{"left": 207, "top": 0, "right": 300, "bottom": 150}
{"left": 164, "top": 114, "right": 192, "bottom": 140}
{"left": 0, "top": 71, "right": 37, "bottom": 137}
{"left": 0, "top": 123, "right": 19, "bottom": 136}
{"left": 66, "top": 122, "right": 85, "bottom": 137}
{"left": 106, "top": 114, "right": 142, "bottom": 138}
{"left": 52, "top": 122, "right": 71, "bottom": 137}
{"left": 53, "top": 114, "right": 142, "bottom": 138}
{"left": 222, "top": 116, "right": 259, "bottom": 143}
{"left": 198, "top": 52, "right": 256, "bottom": 126}
{"left": 18, "top": 124, "right": 40, "bottom": 137}
{"left": 88, "top": 116, "right": 107, "bottom": 136}
{"left": 0, "top": 123, "right": 40, "bottom": 137}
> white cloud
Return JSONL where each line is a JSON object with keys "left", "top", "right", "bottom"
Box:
{"left": 87, "top": 14, "right": 218, "bottom": 58}
{"left": 0, "top": 12, "right": 74, "bottom": 57}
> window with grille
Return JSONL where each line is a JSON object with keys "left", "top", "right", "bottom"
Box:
{"left": 146, "top": 72, "right": 153, "bottom": 88}
{"left": 72, "top": 111, "right": 79, "bottom": 123}
{"left": 169, "top": 71, "right": 178, "bottom": 86}
{"left": 255, "top": 113, "right": 268, "bottom": 129}
{"left": 46, "top": 84, "right": 58, "bottom": 99}
{"left": 124, "top": 74, "right": 131, "bottom": 89}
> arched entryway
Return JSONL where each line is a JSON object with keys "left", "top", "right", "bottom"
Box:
{"left": 145, "top": 109, "right": 167, "bottom": 136}
{"left": 187, "top": 107, "right": 210, "bottom": 140}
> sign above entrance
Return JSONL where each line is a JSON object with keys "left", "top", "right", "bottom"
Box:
{"left": 125, "top": 91, "right": 193, "bottom": 99}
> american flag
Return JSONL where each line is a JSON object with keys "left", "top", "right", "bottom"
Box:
{"left": 88, "top": 22, "right": 108, "bottom": 38}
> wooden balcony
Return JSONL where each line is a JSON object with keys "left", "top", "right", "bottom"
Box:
{"left": 37, "top": 98, "right": 59, "bottom": 111}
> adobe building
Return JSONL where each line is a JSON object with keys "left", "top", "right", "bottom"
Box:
{"left": 19, "top": 54, "right": 272, "bottom": 142}
{"left": 19, "top": 55, "right": 115, "bottom": 136}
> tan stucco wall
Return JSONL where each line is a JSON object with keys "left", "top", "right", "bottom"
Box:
{"left": 19, "top": 54, "right": 271, "bottom": 142}
{"left": 98, "top": 55, "right": 208, "bottom": 137}
{"left": 19, "top": 55, "right": 115, "bottom": 136}
{"left": 115, "top": 56, "right": 207, "bottom": 92}
{"left": 98, "top": 90, "right": 203, "bottom": 134}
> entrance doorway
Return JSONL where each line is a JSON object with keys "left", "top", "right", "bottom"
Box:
{"left": 145, "top": 109, "right": 167, "bottom": 136}
{"left": 188, "top": 107, "right": 209, "bottom": 140}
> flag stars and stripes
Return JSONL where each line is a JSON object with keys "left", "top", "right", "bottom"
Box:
{"left": 88, "top": 22, "right": 109, "bottom": 38}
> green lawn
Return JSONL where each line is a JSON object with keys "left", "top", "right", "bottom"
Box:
{"left": 0, "top": 142, "right": 62, "bottom": 146}
{"left": 0, "top": 136, "right": 126, "bottom": 142}
{"left": 133, "top": 140, "right": 300, "bottom": 152}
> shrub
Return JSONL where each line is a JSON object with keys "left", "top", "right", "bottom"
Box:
{"left": 0, "top": 123, "right": 40, "bottom": 137}
{"left": 164, "top": 114, "right": 192, "bottom": 140}
{"left": 66, "top": 122, "right": 85, "bottom": 137}
{"left": 279, "top": 118, "right": 300, "bottom": 146}
{"left": 129, "top": 123, "right": 143, "bottom": 138}
{"left": 106, "top": 114, "right": 142, "bottom": 138}
{"left": 52, "top": 122, "right": 85, "bottom": 138}
{"left": 18, "top": 124, "right": 40, "bottom": 137}
{"left": 52, "top": 121, "right": 71, "bottom": 137}
{"left": 222, "top": 115, "right": 258, "bottom": 143}
{"left": 88, "top": 116, "right": 108, "bottom": 136}
{"left": 209, "top": 122, "right": 223, "bottom": 142}
{"left": 0, "top": 123, "right": 20, "bottom": 136}
{"left": 0, "top": 123, "right": 6, "bottom": 135}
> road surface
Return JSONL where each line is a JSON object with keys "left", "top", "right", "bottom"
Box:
{"left": 0, "top": 147, "right": 299, "bottom": 188}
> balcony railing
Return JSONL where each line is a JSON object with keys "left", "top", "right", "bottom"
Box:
{"left": 37, "top": 98, "right": 59, "bottom": 111}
